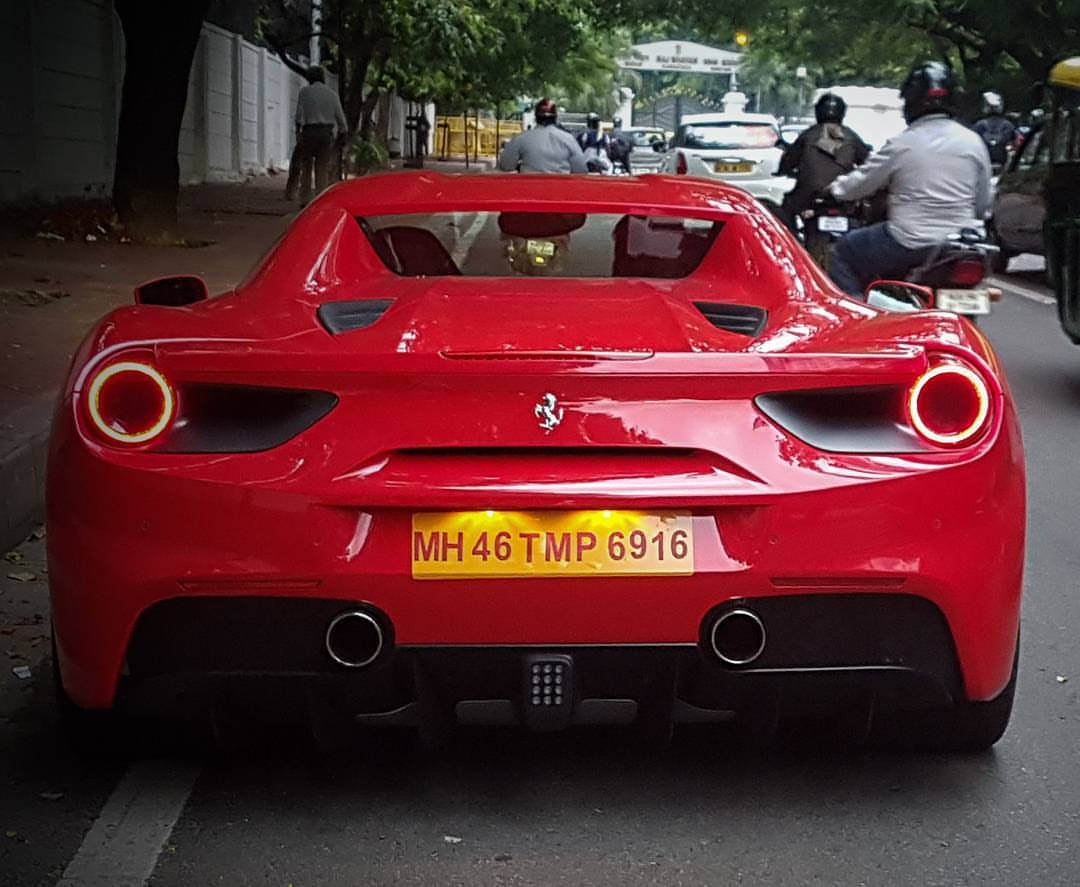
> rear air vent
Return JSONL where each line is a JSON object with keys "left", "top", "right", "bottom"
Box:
{"left": 318, "top": 299, "right": 394, "bottom": 334}
{"left": 693, "top": 302, "right": 767, "bottom": 337}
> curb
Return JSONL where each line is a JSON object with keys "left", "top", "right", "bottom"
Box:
{"left": 0, "top": 393, "right": 54, "bottom": 553}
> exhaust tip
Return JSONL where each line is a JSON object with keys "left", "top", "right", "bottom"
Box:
{"left": 710, "top": 608, "right": 766, "bottom": 666}
{"left": 325, "top": 610, "right": 385, "bottom": 668}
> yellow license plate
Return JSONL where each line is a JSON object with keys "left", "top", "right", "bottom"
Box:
{"left": 411, "top": 511, "right": 694, "bottom": 579}
{"left": 715, "top": 162, "right": 754, "bottom": 174}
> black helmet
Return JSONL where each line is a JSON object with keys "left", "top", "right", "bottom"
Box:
{"left": 586, "top": 112, "right": 601, "bottom": 130}
{"left": 534, "top": 98, "right": 558, "bottom": 125}
{"left": 815, "top": 92, "right": 846, "bottom": 124}
{"left": 901, "top": 61, "right": 955, "bottom": 123}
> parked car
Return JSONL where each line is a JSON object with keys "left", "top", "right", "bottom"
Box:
{"left": 622, "top": 126, "right": 668, "bottom": 173}
{"left": 49, "top": 173, "right": 1023, "bottom": 752}
{"left": 657, "top": 112, "right": 793, "bottom": 212}
{"left": 990, "top": 123, "right": 1048, "bottom": 272}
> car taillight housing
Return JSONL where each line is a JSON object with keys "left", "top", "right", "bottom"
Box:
{"left": 906, "top": 362, "right": 991, "bottom": 446}
{"left": 675, "top": 152, "right": 688, "bottom": 175}
{"left": 85, "top": 360, "right": 176, "bottom": 446}
{"left": 947, "top": 258, "right": 985, "bottom": 286}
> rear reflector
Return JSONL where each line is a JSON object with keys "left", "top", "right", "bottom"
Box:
{"left": 676, "top": 152, "right": 688, "bottom": 175}
{"left": 907, "top": 364, "right": 990, "bottom": 446}
{"left": 947, "top": 259, "right": 985, "bottom": 286}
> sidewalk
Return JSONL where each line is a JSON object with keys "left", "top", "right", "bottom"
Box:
{"left": 0, "top": 160, "right": 490, "bottom": 552}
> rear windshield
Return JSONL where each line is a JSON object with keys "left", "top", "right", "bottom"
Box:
{"left": 359, "top": 212, "right": 721, "bottom": 279}
{"left": 677, "top": 123, "right": 779, "bottom": 150}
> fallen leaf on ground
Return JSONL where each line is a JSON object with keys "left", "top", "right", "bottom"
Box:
{"left": 3, "top": 551, "right": 22, "bottom": 563}
{"left": 39, "top": 792, "right": 63, "bottom": 801}
{"left": 5, "top": 830, "right": 16, "bottom": 839}
{"left": 35, "top": 231, "right": 64, "bottom": 241}
{"left": 1056, "top": 675, "right": 1068, "bottom": 684}
{"left": 443, "top": 835, "right": 463, "bottom": 844}
{"left": 30, "top": 527, "right": 45, "bottom": 540}
{"left": 12, "top": 666, "right": 31, "bottom": 679}
{"left": 6, "top": 572, "right": 36, "bottom": 582}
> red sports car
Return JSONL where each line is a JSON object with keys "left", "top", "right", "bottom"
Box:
{"left": 48, "top": 173, "right": 1025, "bottom": 750}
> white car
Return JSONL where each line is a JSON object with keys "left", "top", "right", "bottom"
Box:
{"left": 622, "top": 127, "right": 668, "bottom": 173}
{"left": 658, "top": 113, "right": 794, "bottom": 212}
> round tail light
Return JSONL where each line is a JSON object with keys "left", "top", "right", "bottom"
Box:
{"left": 907, "top": 363, "right": 991, "bottom": 446}
{"left": 675, "top": 152, "right": 688, "bottom": 175}
{"left": 86, "top": 360, "right": 175, "bottom": 445}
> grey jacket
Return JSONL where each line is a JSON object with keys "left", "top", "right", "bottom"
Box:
{"left": 497, "top": 124, "right": 588, "bottom": 174}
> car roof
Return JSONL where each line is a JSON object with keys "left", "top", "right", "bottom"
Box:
{"left": 319, "top": 171, "right": 760, "bottom": 216}
{"left": 681, "top": 113, "right": 779, "bottom": 127}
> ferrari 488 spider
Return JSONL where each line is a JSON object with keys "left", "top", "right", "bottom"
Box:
{"left": 48, "top": 173, "right": 1025, "bottom": 751}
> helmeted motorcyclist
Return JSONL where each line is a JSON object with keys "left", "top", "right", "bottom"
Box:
{"left": 576, "top": 113, "right": 613, "bottom": 173}
{"left": 827, "top": 61, "right": 994, "bottom": 297}
{"left": 497, "top": 99, "right": 588, "bottom": 174}
{"left": 972, "top": 91, "right": 1017, "bottom": 169}
{"left": 777, "top": 92, "right": 870, "bottom": 232}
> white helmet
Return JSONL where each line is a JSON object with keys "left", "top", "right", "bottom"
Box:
{"left": 981, "top": 91, "right": 1004, "bottom": 116}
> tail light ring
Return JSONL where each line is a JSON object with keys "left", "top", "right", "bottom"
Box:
{"left": 907, "top": 362, "right": 991, "bottom": 446}
{"left": 86, "top": 360, "right": 176, "bottom": 445}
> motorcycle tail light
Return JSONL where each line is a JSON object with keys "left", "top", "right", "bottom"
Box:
{"left": 675, "top": 152, "right": 688, "bottom": 175}
{"left": 947, "top": 258, "right": 985, "bottom": 286}
{"left": 906, "top": 363, "right": 991, "bottom": 446}
{"left": 86, "top": 360, "right": 176, "bottom": 446}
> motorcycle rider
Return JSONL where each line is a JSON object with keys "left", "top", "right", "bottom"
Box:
{"left": 497, "top": 99, "right": 588, "bottom": 173}
{"left": 777, "top": 92, "right": 870, "bottom": 233}
{"left": 972, "top": 91, "right": 1017, "bottom": 170}
{"left": 827, "top": 61, "right": 994, "bottom": 297}
{"left": 608, "top": 115, "right": 633, "bottom": 174}
{"left": 576, "top": 113, "right": 613, "bottom": 173}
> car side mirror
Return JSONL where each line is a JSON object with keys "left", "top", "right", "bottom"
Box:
{"left": 134, "top": 275, "right": 209, "bottom": 307}
{"left": 864, "top": 280, "right": 935, "bottom": 312}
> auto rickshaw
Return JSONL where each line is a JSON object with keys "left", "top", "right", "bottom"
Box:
{"left": 1045, "top": 57, "right": 1080, "bottom": 342}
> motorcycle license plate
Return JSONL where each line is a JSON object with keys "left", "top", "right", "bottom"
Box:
{"left": 936, "top": 288, "right": 992, "bottom": 316}
{"left": 817, "top": 216, "right": 850, "bottom": 233}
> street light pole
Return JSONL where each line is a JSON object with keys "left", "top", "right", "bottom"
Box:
{"left": 796, "top": 65, "right": 807, "bottom": 114}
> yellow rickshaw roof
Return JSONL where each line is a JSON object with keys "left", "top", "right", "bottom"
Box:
{"left": 1050, "top": 58, "right": 1080, "bottom": 89}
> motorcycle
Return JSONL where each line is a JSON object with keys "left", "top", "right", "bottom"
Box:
{"left": 906, "top": 229, "right": 1001, "bottom": 320}
{"left": 801, "top": 195, "right": 865, "bottom": 272}
{"left": 866, "top": 229, "right": 1001, "bottom": 323}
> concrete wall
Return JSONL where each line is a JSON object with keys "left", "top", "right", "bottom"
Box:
{"left": 0, "top": 5, "right": 314, "bottom": 203}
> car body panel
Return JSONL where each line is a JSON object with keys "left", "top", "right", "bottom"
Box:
{"left": 47, "top": 173, "right": 1025, "bottom": 728}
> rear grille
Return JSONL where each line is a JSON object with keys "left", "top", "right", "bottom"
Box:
{"left": 693, "top": 301, "right": 767, "bottom": 337}
{"left": 318, "top": 299, "right": 394, "bottom": 334}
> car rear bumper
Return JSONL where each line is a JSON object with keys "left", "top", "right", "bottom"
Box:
{"left": 116, "top": 593, "right": 963, "bottom": 728}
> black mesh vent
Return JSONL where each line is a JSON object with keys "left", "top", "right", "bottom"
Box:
{"left": 318, "top": 299, "right": 394, "bottom": 334}
{"left": 693, "top": 302, "right": 767, "bottom": 337}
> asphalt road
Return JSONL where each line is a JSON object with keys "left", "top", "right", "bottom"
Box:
{"left": 1, "top": 262, "right": 1078, "bottom": 887}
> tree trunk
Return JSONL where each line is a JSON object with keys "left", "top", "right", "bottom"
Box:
{"left": 113, "top": 0, "right": 210, "bottom": 241}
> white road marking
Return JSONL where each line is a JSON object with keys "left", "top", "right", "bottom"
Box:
{"left": 451, "top": 212, "right": 489, "bottom": 267}
{"left": 56, "top": 759, "right": 200, "bottom": 887}
{"left": 987, "top": 275, "right": 1056, "bottom": 306}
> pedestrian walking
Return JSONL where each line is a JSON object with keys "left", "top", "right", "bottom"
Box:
{"left": 285, "top": 66, "right": 347, "bottom": 203}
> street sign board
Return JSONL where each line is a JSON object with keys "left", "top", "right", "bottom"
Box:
{"left": 616, "top": 41, "right": 742, "bottom": 75}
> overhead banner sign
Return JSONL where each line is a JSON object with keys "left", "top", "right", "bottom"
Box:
{"left": 616, "top": 41, "right": 742, "bottom": 75}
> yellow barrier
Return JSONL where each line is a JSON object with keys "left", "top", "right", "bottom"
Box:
{"left": 436, "top": 117, "right": 522, "bottom": 158}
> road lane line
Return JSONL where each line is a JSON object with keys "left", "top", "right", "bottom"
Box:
{"left": 451, "top": 212, "right": 488, "bottom": 267}
{"left": 987, "top": 275, "right": 1056, "bottom": 306}
{"left": 56, "top": 759, "right": 200, "bottom": 887}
